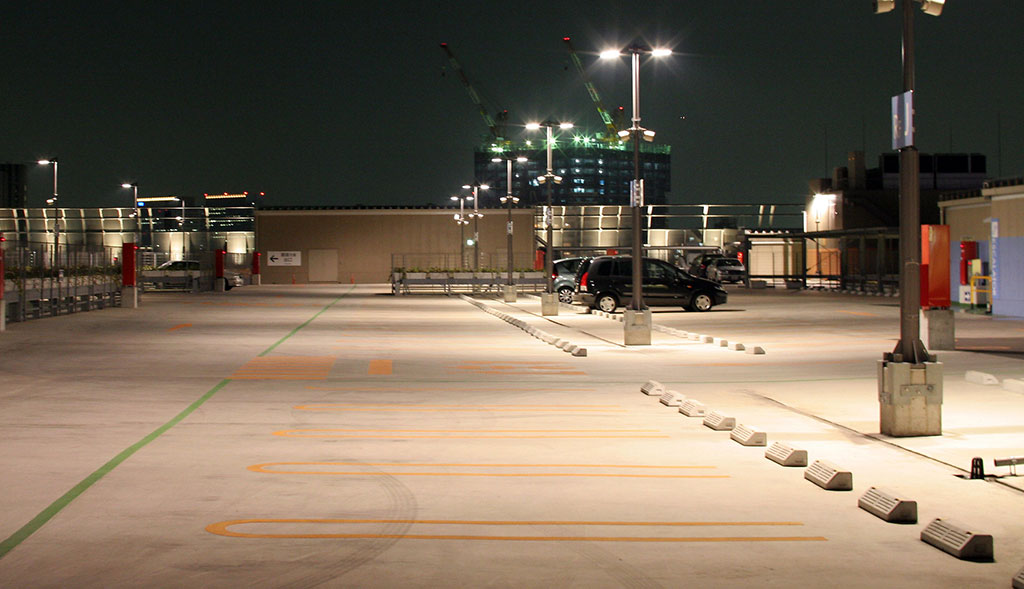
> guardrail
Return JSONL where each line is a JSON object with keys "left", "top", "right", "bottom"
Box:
{"left": 3, "top": 276, "right": 122, "bottom": 322}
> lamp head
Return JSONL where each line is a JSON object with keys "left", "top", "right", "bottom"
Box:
{"left": 873, "top": 0, "right": 895, "bottom": 13}
{"left": 920, "top": 0, "right": 944, "bottom": 16}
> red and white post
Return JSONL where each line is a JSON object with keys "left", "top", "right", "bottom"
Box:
{"left": 251, "top": 251, "right": 261, "bottom": 285}
{"left": 214, "top": 249, "right": 226, "bottom": 292}
{"left": 1, "top": 233, "right": 7, "bottom": 331}
{"left": 121, "top": 242, "right": 138, "bottom": 308}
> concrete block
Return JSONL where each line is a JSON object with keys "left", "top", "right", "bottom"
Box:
{"left": 679, "top": 399, "right": 706, "bottom": 417}
{"left": 120, "top": 286, "right": 138, "bottom": 308}
{"left": 687, "top": 333, "right": 699, "bottom": 341}
{"left": 659, "top": 390, "right": 686, "bottom": 407}
{"left": 1014, "top": 565, "right": 1024, "bottom": 589}
{"left": 728, "top": 342, "right": 745, "bottom": 351}
{"left": 859, "top": 486, "right": 917, "bottom": 524}
{"left": 878, "top": 360, "right": 943, "bottom": 437}
{"left": 641, "top": 380, "right": 665, "bottom": 396}
{"left": 572, "top": 347, "right": 587, "bottom": 357}
{"left": 715, "top": 338, "right": 729, "bottom": 347}
{"left": 703, "top": 411, "right": 735, "bottom": 431}
{"left": 540, "top": 292, "right": 559, "bottom": 316}
{"left": 920, "top": 518, "right": 993, "bottom": 562}
{"left": 750, "top": 280, "right": 767, "bottom": 289}
{"left": 623, "top": 309, "right": 651, "bottom": 346}
{"left": 731, "top": 424, "right": 767, "bottom": 446}
{"left": 1002, "top": 379, "right": 1024, "bottom": 394}
{"left": 804, "top": 460, "right": 853, "bottom": 491}
{"left": 699, "top": 335, "right": 714, "bottom": 344}
{"left": 921, "top": 308, "right": 955, "bottom": 350}
{"left": 745, "top": 345, "right": 765, "bottom": 355}
{"left": 765, "top": 442, "right": 807, "bottom": 467}
{"left": 564, "top": 344, "right": 578, "bottom": 354}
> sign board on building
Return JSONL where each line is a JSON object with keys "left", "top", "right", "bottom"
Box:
{"left": 267, "top": 251, "right": 302, "bottom": 266}
{"left": 892, "top": 91, "right": 914, "bottom": 149}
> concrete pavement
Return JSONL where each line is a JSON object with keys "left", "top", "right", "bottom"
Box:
{"left": 0, "top": 284, "right": 1022, "bottom": 587}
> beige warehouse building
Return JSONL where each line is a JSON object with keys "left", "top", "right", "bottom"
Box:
{"left": 255, "top": 207, "right": 538, "bottom": 284}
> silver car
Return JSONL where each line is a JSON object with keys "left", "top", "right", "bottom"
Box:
{"left": 706, "top": 258, "right": 745, "bottom": 284}
{"left": 553, "top": 257, "right": 587, "bottom": 303}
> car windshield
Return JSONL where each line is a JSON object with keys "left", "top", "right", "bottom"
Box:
{"left": 718, "top": 259, "right": 742, "bottom": 267}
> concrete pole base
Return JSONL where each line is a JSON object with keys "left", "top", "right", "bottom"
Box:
{"left": 541, "top": 293, "right": 559, "bottom": 316}
{"left": 250, "top": 275, "right": 261, "bottom": 286}
{"left": 502, "top": 285, "right": 517, "bottom": 303}
{"left": 878, "top": 360, "right": 943, "bottom": 437}
{"left": 1, "top": 299, "right": 6, "bottom": 332}
{"left": 623, "top": 309, "right": 652, "bottom": 346}
{"left": 920, "top": 308, "right": 954, "bottom": 350}
{"left": 120, "top": 286, "right": 138, "bottom": 308}
{"left": 214, "top": 278, "right": 226, "bottom": 292}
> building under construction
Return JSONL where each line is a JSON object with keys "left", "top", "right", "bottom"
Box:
{"left": 473, "top": 137, "right": 671, "bottom": 207}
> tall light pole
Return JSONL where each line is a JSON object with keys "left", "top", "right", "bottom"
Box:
{"left": 601, "top": 43, "right": 671, "bottom": 345}
{"left": 121, "top": 182, "right": 139, "bottom": 242}
{"left": 874, "top": 0, "right": 945, "bottom": 437}
{"left": 494, "top": 155, "right": 527, "bottom": 301}
{"left": 526, "top": 120, "right": 572, "bottom": 316}
{"left": 38, "top": 159, "right": 59, "bottom": 275}
{"left": 461, "top": 182, "right": 488, "bottom": 272}
{"left": 450, "top": 194, "right": 472, "bottom": 269}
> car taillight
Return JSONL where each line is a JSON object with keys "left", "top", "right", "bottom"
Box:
{"left": 580, "top": 271, "right": 589, "bottom": 290}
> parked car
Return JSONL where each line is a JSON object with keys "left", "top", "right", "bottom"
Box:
{"left": 143, "top": 260, "right": 243, "bottom": 290}
{"left": 574, "top": 255, "right": 727, "bottom": 312}
{"left": 705, "top": 258, "right": 746, "bottom": 284}
{"left": 687, "top": 253, "right": 727, "bottom": 278}
{"left": 552, "top": 257, "right": 588, "bottom": 303}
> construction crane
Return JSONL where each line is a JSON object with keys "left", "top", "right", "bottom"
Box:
{"left": 563, "top": 36, "right": 624, "bottom": 140}
{"left": 440, "top": 43, "right": 508, "bottom": 142}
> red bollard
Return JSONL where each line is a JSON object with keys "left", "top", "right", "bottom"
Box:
{"left": 251, "top": 251, "right": 261, "bottom": 285}
{"left": 121, "top": 243, "right": 136, "bottom": 287}
{"left": 214, "top": 249, "right": 226, "bottom": 292}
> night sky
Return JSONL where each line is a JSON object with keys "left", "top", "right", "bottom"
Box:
{"left": 3, "top": 1, "right": 1022, "bottom": 209}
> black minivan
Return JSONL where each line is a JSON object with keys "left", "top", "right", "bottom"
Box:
{"left": 574, "top": 256, "right": 728, "bottom": 312}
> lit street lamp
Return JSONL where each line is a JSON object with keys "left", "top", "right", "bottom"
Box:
{"left": 450, "top": 194, "right": 473, "bottom": 269}
{"left": 874, "top": 0, "right": 945, "bottom": 438}
{"left": 461, "top": 182, "right": 489, "bottom": 271}
{"left": 601, "top": 42, "right": 671, "bottom": 345}
{"left": 493, "top": 155, "right": 527, "bottom": 300}
{"left": 38, "top": 159, "right": 59, "bottom": 278}
{"left": 526, "top": 120, "right": 572, "bottom": 316}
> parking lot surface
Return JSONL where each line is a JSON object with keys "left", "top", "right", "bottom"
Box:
{"left": 0, "top": 284, "right": 1022, "bottom": 587}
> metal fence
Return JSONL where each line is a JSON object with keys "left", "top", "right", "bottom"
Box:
{"left": 2, "top": 242, "right": 123, "bottom": 322}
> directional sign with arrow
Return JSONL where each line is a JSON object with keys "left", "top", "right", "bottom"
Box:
{"left": 267, "top": 251, "right": 301, "bottom": 266}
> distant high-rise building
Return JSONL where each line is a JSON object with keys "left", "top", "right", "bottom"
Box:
{"left": 473, "top": 135, "right": 671, "bottom": 207}
{"left": 1, "top": 163, "right": 28, "bottom": 208}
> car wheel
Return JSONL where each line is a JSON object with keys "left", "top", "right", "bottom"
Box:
{"left": 557, "top": 286, "right": 574, "bottom": 304}
{"left": 690, "top": 292, "right": 713, "bottom": 312}
{"left": 595, "top": 293, "right": 618, "bottom": 313}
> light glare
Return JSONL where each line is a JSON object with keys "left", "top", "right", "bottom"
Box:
{"left": 599, "top": 50, "right": 621, "bottom": 60}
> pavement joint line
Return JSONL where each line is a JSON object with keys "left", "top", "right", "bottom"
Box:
{"left": 0, "top": 286, "right": 355, "bottom": 561}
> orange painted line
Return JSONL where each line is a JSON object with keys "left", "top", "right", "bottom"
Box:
{"left": 168, "top": 323, "right": 192, "bottom": 332}
{"left": 293, "top": 404, "right": 625, "bottom": 413}
{"left": 272, "top": 428, "right": 667, "bottom": 439}
{"left": 247, "top": 462, "right": 722, "bottom": 477}
{"left": 838, "top": 310, "right": 879, "bottom": 317}
{"left": 214, "top": 518, "right": 801, "bottom": 527}
{"left": 206, "top": 519, "right": 825, "bottom": 542}
{"left": 249, "top": 462, "right": 716, "bottom": 471}
{"left": 304, "top": 386, "right": 595, "bottom": 392}
{"left": 368, "top": 359, "right": 393, "bottom": 375}
{"left": 273, "top": 435, "right": 671, "bottom": 439}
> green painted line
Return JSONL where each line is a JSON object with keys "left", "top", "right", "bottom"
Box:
{"left": 259, "top": 285, "right": 354, "bottom": 356}
{"left": 0, "top": 287, "right": 353, "bottom": 560}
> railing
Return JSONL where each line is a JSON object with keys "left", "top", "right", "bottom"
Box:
{"left": 391, "top": 271, "right": 547, "bottom": 295}
{"left": 2, "top": 243, "right": 123, "bottom": 323}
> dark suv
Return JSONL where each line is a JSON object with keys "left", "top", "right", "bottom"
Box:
{"left": 574, "top": 256, "right": 727, "bottom": 312}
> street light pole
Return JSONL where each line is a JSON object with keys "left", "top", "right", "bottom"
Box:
{"left": 526, "top": 121, "right": 572, "bottom": 316}
{"left": 461, "top": 183, "right": 488, "bottom": 272}
{"left": 494, "top": 155, "right": 526, "bottom": 302}
{"left": 451, "top": 195, "right": 471, "bottom": 269}
{"left": 874, "top": 0, "right": 945, "bottom": 437}
{"left": 38, "top": 159, "right": 59, "bottom": 277}
{"left": 601, "top": 43, "right": 671, "bottom": 345}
